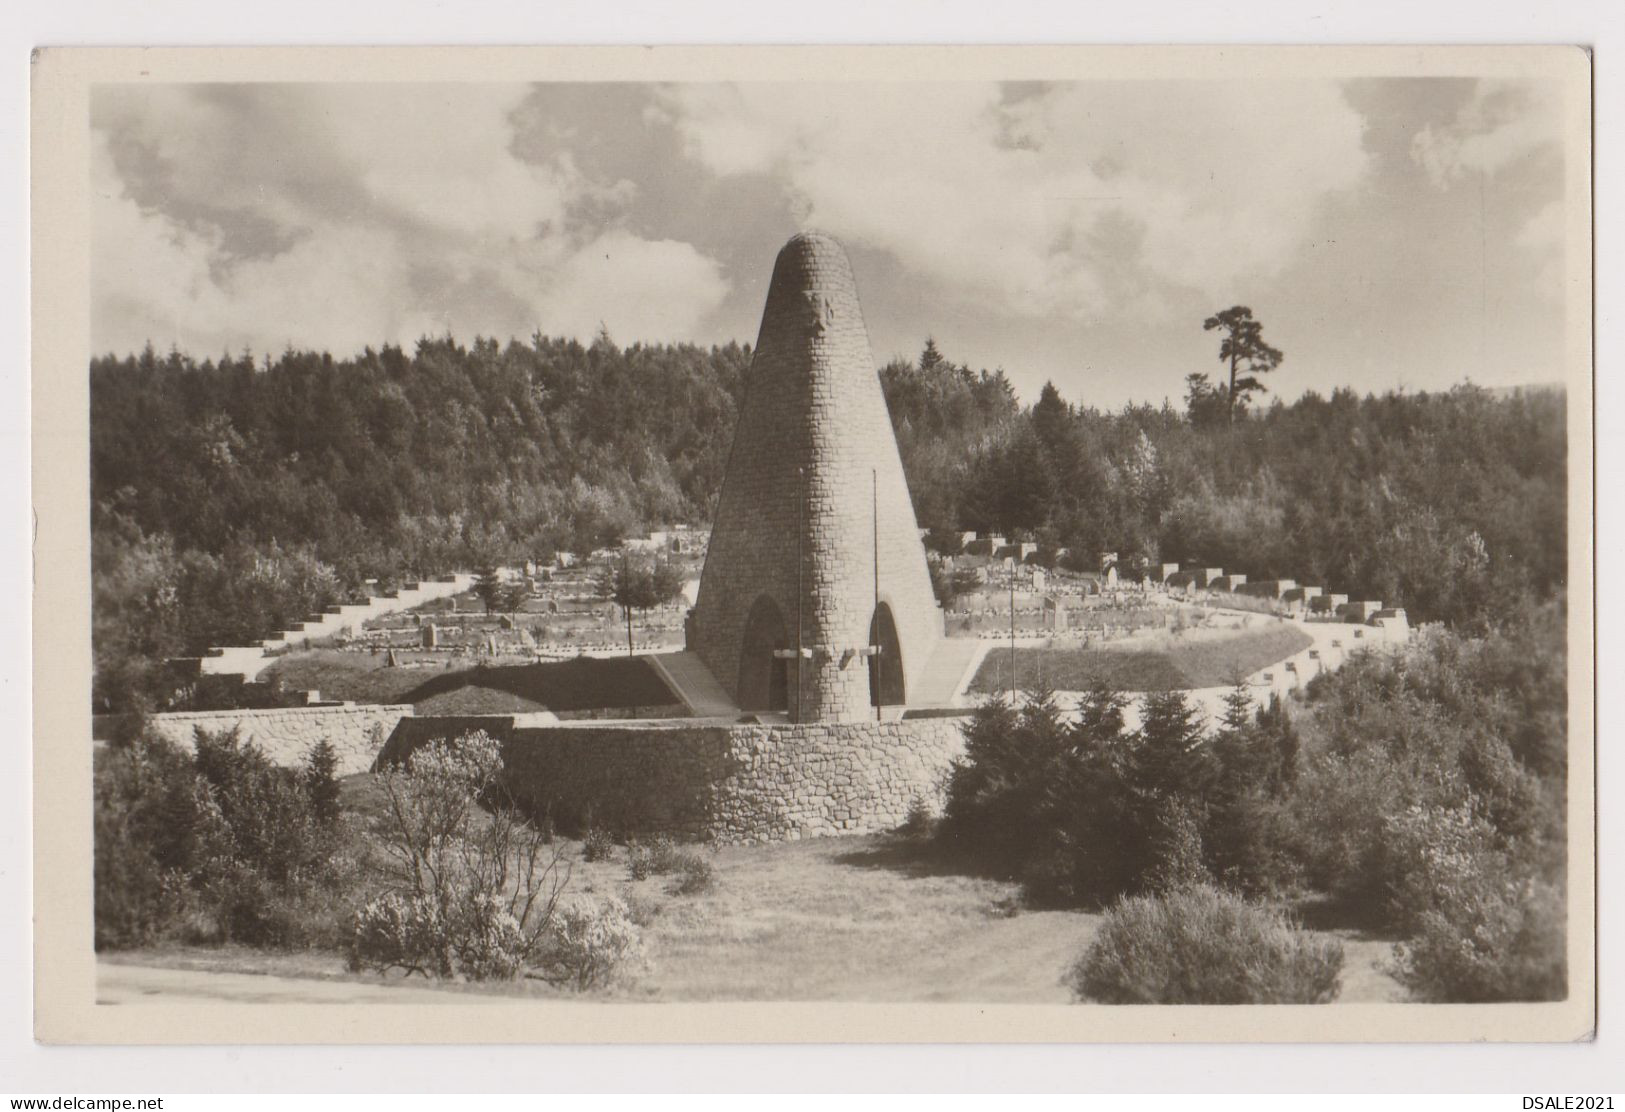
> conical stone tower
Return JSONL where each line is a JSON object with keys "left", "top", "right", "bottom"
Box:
{"left": 689, "top": 232, "right": 943, "bottom": 723}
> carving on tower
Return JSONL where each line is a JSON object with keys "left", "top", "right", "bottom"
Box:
{"left": 688, "top": 232, "right": 944, "bottom": 723}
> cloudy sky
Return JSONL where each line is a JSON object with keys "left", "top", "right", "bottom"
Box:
{"left": 91, "top": 78, "right": 1567, "bottom": 408}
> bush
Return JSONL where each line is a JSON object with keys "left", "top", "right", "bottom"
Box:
{"left": 543, "top": 895, "right": 647, "bottom": 991}
{"left": 1394, "top": 876, "right": 1566, "bottom": 1003}
{"left": 897, "top": 795, "right": 937, "bottom": 839}
{"left": 620, "top": 838, "right": 679, "bottom": 884}
{"left": 670, "top": 852, "right": 715, "bottom": 896}
{"left": 351, "top": 890, "right": 529, "bottom": 981}
{"left": 1384, "top": 803, "right": 1566, "bottom": 1002}
{"left": 1381, "top": 802, "right": 1501, "bottom": 933}
{"left": 1068, "top": 884, "right": 1344, "bottom": 1005}
{"left": 1144, "top": 796, "right": 1212, "bottom": 894}
{"left": 625, "top": 834, "right": 684, "bottom": 881}
{"left": 192, "top": 729, "right": 338, "bottom": 888}
{"left": 581, "top": 827, "right": 615, "bottom": 863}
{"left": 625, "top": 841, "right": 654, "bottom": 881}
{"left": 94, "top": 734, "right": 202, "bottom": 948}
{"left": 351, "top": 893, "right": 452, "bottom": 977}
{"left": 94, "top": 728, "right": 346, "bottom": 950}
{"left": 352, "top": 732, "right": 570, "bottom": 981}
{"left": 201, "top": 863, "right": 327, "bottom": 950}
{"left": 1289, "top": 746, "right": 1404, "bottom": 909}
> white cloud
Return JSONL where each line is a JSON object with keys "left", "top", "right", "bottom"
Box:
{"left": 1517, "top": 199, "right": 1564, "bottom": 251}
{"left": 1411, "top": 80, "right": 1563, "bottom": 189}
{"left": 1405, "top": 82, "right": 1565, "bottom": 306}
{"left": 655, "top": 80, "right": 1369, "bottom": 319}
{"left": 91, "top": 85, "right": 730, "bottom": 357}
{"left": 507, "top": 228, "right": 732, "bottom": 342}
{"left": 1514, "top": 198, "right": 1566, "bottom": 304}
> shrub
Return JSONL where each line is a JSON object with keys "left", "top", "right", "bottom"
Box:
{"left": 1289, "top": 746, "right": 1405, "bottom": 908}
{"left": 192, "top": 728, "right": 338, "bottom": 895}
{"left": 1144, "top": 796, "right": 1211, "bottom": 894}
{"left": 1277, "top": 615, "right": 1571, "bottom": 1009}
{"left": 353, "top": 732, "right": 571, "bottom": 981}
{"left": 624, "top": 834, "right": 683, "bottom": 881}
{"left": 201, "top": 863, "right": 320, "bottom": 950}
{"left": 897, "top": 795, "right": 937, "bottom": 839}
{"left": 94, "top": 728, "right": 346, "bottom": 951}
{"left": 1291, "top": 619, "right": 1566, "bottom": 918}
{"left": 351, "top": 891, "right": 529, "bottom": 981}
{"left": 646, "top": 834, "right": 683, "bottom": 874}
{"left": 351, "top": 893, "right": 450, "bottom": 977}
{"left": 543, "top": 895, "right": 647, "bottom": 991}
{"left": 1068, "top": 884, "right": 1344, "bottom": 1005}
{"left": 94, "top": 734, "right": 202, "bottom": 948}
{"left": 1394, "top": 876, "right": 1566, "bottom": 1003}
{"left": 1381, "top": 802, "right": 1500, "bottom": 933}
{"left": 581, "top": 827, "right": 615, "bottom": 863}
{"left": 670, "top": 852, "right": 715, "bottom": 896}
{"left": 1383, "top": 803, "right": 1566, "bottom": 1002}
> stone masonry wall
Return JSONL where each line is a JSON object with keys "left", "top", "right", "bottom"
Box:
{"left": 146, "top": 704, "right": 412, "bottom": 776}
{"left": 690, "top": 232, "right": 943, "bottom": 721}
{"left": 420, "top": 716, "right": 971, "bottom": 844}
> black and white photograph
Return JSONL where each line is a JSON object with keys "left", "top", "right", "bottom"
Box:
{"left": 28, "top": 44, "right": 1595, "bottom": 1045}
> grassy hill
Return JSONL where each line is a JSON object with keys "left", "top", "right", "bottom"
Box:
{"left": 967, "top": 623, "right": 1315, "bottom": 694}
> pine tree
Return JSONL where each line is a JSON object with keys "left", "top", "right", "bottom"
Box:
{"left": 1131, "top": 688, "right": 1211, "bottom": 800}
{"left": 1202, "top": 306, "right": 1284, "bottom": 426}
{"left": 303, "top": 739, "right": 342, "bottom": 826}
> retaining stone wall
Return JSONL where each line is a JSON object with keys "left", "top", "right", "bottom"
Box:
{"left": 397, "top": 715, "right": 970, "bottom": 844}
{"left": 146, "top": 704, "right": 412, "bottom": 776}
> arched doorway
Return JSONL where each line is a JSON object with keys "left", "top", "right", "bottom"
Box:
{"left": 868, "top": 603, "right": 905, "bottom": 707}
{"left": 738, "top": 594, "right": 790, "bottom": 712}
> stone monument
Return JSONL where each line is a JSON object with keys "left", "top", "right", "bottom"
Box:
{"left": 688, "top": 232, "right": 943, "bottom": 722}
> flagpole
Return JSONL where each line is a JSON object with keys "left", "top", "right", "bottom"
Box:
{"left": 873, "top": 468, "right": 881, "bottom": 723}
{"left": 1010, "top": 551, "right": 1017, "bottom": 705}
{"left": 796, "top": 465, "right": 804, "bottom": 724}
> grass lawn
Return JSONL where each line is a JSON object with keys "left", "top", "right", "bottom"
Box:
{"left": 614, "top": 836, "right": 1095, "bottom": 1002}
{"left": 99, "top": 828, "right": 1403, "bottom": 1004}
{"left": 263, "top": 650, "right": 678, "bottom": 714}
{"left": 968, "top": 622, "right": 1315, "bottom": 694}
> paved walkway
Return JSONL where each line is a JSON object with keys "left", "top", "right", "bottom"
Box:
{"left": 97, "top": 961, "right": 513, "bottom": 1005}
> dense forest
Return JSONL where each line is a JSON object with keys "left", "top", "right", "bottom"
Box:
{"left": 90, "top": 331, "right": 1566, "bottom": 712}
{"left": 885, "top": 339, "right": 1565, "bottom": 635}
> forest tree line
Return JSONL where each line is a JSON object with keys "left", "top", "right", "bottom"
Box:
{"left": 91, "top": 332, "right": 1566, "bottom": 712}
{"left": 886, "top": 338, "right": 1565, "bottom": 633}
